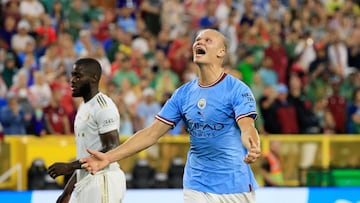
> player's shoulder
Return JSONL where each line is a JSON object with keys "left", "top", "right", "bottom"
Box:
{"left": 174, "top": 79, "right": 198, "bottom": 94}
{"left": 92, "top": 92, "right": 116, "bottom": 109}
{"left": 223, "top": 73, "right": 249, "bottom": 89}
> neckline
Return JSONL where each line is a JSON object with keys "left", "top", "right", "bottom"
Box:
{"left": 198, "top": 72, "right": 227, "bottom": 88}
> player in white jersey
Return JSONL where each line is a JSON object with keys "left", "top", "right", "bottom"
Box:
{"left": 48, "top": 58, "right": 126, "bottom": 203}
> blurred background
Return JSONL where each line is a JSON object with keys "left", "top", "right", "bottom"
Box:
{"left": 0, "top": 0, "right": 360, "bottom": 202}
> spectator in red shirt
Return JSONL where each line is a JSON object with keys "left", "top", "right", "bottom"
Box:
{"left": 327, "top": 76, "right": 347, "bottom": 133}
{"left": 167, "top": 30, "right": 192, "bottom": 81}
{"left": 264, "top": 32, "right": 289, "bottom": 84}
{"left": 274, "top": 83, "right": 299, "bottom": 134}
{"left": 51, "top": 73, "right": 74, "bottom": 116}
{"left": 43, "top": 84, "right": 71, "bottom": 135}
{"left": 35, "top": 14, "right": 57, "bottom": 46}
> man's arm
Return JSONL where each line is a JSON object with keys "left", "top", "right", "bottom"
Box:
{"left": 48, "top": 160, "right": 82, "bottom": 179}
{"left": 56, "top": 172, "right": 77, "bottom": 203}
{"left": 237, "top": 116, "right": 261, "bottom": 164}
{"left": 49, "top": 127, "right": 120, "bottom": 178}
{"left": 81, "top": 119, "right": 172, "bottom": 174}
{"left": 99, "top": 129, "right": 120, "bottom": 153}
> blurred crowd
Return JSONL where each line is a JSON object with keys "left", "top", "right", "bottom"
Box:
{"left": 0, "top": 0, "right": 360, "bottom": 139}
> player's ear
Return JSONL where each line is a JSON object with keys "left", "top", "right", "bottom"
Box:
{"left": 91, "top": 74, "right": 99, "bottom": 83}
{"left": 217, "top": 47, "right": 226, "bottom": 58}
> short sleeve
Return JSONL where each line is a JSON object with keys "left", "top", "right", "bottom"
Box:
{"left": 95, "top": 104, "right": 120, "bottom": 134}
{"left": 233, "top": 83, "right": 257, "bottom": 121}
{"left": 156, "top": 88, "right": 183, "bottom": 128}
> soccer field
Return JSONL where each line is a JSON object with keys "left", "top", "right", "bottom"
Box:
{"left": 1, "top": 187, "right": 359, "bottom": 203}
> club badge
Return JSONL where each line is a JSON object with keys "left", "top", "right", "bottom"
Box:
{"left": 197, "top": 98, "right": 206, "bottom": 109}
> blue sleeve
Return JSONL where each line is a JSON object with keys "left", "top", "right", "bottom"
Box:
{"left": 232, "top": 83, "right": 257, "bottom": 121}
{"left": 156, "top": 88, "right": 183, "bottom": 128}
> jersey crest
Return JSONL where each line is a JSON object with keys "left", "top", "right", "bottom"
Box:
{"left": 197, "top": 98, "right": 206, "bottom": 109}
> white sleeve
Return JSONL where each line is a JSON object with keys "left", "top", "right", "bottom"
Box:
{"left": 96, "top": 102, "right": 120, "bottom": 134}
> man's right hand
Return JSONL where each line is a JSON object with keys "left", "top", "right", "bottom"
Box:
{"left": 48, "top": 162, "right": 74, "bottom": 179}
{"left": 80, "top": 149, "right": 110, "bottom": 175}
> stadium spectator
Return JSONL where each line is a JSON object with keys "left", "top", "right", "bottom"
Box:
{"left": 9, "top": 71, "right": 33, "bottom": 116}
{"left": 91, "top": 45, "right": 112, "bottom": 78}
{"left": 136, "top": 87, "right": 162, "bottom": 168}
{"left": 0, "top": 92, "right": 31, "bottom": 135}
{"left": 91, "top": 9, "right": 116, "bottom": 43}
{"left": 51, "top": 72, "right": 74, "bottom": 116}
{"left": 116, "top": 3, "right": 138, "bottom": 35}
{"left": 347, "top": 27, "right": 360, "bottom": 72}
{"left": 2, "top": 52, "right": 19, "bottom": 89}
{"left": 237, "top": 50, "right": 255, "bottom": 86}
{"left": 49, "top": 0, "right": 64, "bottom": 33}
{"left": 347, "top": 87, "right": 360, "bottom": 134}
{"left": 327, "top": 76, "right": 347, "bottom": 133}
{"left": 119, "top": 77, "right": 141, "bottom": 131}
{"left": 43, "top": 83, "right": 71, "bottom": 135}
{"left": 161, "top": 0, "right": 186, "bottom": 40}
{"left": 0, "top": 76, "right": 8, "bottom": 101}
{"left": 260, "top": 140, "right": 285, "bottom": 187}
{"left": 199, "top": 0, "right": 219, "bottom": 29}
{"left": 0, "top": 16, "right": 17, "bottom": 49}
{"left": 65, "top": 0, "right": 86, "bottom": 40}
{"left": 327, "top": 30, "right": 349, "bottom": 78}
{"left": 28, "top": 70, "right": 52, "bottom": 111}
{"left": 264, "top": 0, "right": 287, "bottom": 21}
{"left": 1, "top": 0, "right": 22, "bottom": 25}
{"left": 112, "top": 55, "right": 139, "bottom": 88}
{"left": 288, "top": 74, "right": 320, "bottom": 134}
{"left": 312, "top": 96, "right": 336, "bottom": 134}
{"left": 10, "top": 19, "right": 35, "bottom": 54}
{"left": 84, "top": 0, "right": 103, "bottom": 24}
{"left": 259, "top": 85, "right": 278, "bottom": 134}
{"left": 19, "top": 0, "right": 45, "bottom": 28}
{"left": 116, "top": 95, "right": 134, "bottom": 136}
{"left": 274, "top": 83, "right": 299, "bottom": 134}
{"left": 264, "top": 32, "right": 289, "bottom": 84}
{"left": 239, "top": 0, "right": 257, "bottom": 29}
{"left": 258, "top": 56, "right": 278, "bottom": 88}
{"left": 140, "top": 0, "right": 162, "bottom": 36}
{"left": 152, "top": 50, "right": 180, "bottom": 102}
{"left": 155, "top": 29, "right": 172, "bottom": 55}
{"left": 35, "top": 14, "right": 57, "bottom": 46}
{"left": 167, "top": 29, "right": 192, "bottom": 80}
{"left": 39, "top": 43, "right": 59, "bottom": 71}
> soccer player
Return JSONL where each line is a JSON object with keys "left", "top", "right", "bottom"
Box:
{"left": 81, "top": 29, "right": 261, "bottom": 203}
{"left": 47, "top": 58, "right": 126, "bottom": 203}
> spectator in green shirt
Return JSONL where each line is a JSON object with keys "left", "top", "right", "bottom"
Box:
{"left": 112, "top": 56, "right": 139, "bottom": 88}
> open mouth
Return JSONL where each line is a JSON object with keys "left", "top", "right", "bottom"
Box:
{"left": 195, "top": 47, "right": 206, "bottom": 56}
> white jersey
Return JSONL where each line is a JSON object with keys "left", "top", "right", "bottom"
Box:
{"left": 74, "top": 92, "right": 120, "bottom": 181}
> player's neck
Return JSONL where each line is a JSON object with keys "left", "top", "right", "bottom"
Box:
{"left": 198, "top": 64, "right": 224, "bottom": 86}
{"left": 83, "top": 89, "right": 100, "bottom": 103}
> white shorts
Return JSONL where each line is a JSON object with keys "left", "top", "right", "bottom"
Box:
{"left": 183, "top": 189, "right": 256, "bottom": 203}
{"left": 69, "top": 165, "right": 126, "bottom": 203}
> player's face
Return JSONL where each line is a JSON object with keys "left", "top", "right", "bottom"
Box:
{"left": 192, "top": 30, "right": 225, "bottom": 64}
{"left": 70, "top": 65, "right": 91, "bottom": 97}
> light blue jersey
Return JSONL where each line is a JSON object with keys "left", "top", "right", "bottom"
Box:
{"left": 156, "top": 73, "right": 259, "bottom": 194}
